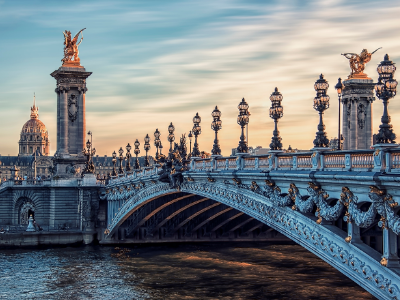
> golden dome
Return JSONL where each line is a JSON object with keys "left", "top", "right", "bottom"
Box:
{"left": 19, "top": 94, "right": 50, "bottom": 156}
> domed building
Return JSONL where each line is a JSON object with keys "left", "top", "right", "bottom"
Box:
{"left": 18, "top": 96, "right": 50, "bottom": 156}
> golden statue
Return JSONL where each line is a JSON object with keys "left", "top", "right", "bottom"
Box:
{"left": 341, "top": 48, "right": 381, "bottom": 79}
{"left": 61, "top": 28, "right": 86, "bottom": 67}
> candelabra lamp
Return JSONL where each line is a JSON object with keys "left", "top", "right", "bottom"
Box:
{"left": 188, "top": 130, "right": 193, "bottom": 156}
{"left": 111, "top": 150, "right": 117, "bottom": 176}
{"left": 154, "top": 128, "right": 161, "bottom": 160}
{"left": 334, "top": 78, "right": 344, "bottom": 150}
{"left": 313, "top": 74, "right": 330, "bottom": 148}
{"left": 82, "top": 138, "right": 96, "bottom": 174}
{"left": 125, "top": 143, "right": 132, "bottom": 172}
{"left": 375, "top": 54, "right": 398, "bottom": 144}
{"left": 237, "top": 98, "right": 250, "bottom": 153}
{"left": 144, "top": 134, "right": 151, "bottom": 167}
{"left": 211, "top": 106, "right": 222, "bottom": 155}
{"left": 269, "top": 88, "right": 283, "bottom": 150}
{"left": 118, "top": 147, "right": 124, "bottom": 174}
{"left": 167, "top": 122, "right": 175, "bottom": 157}
{"left": 192, "top": 113, "right": 202, "bottom": 157}
{"left": 134, "top": 139, "right": 140, "bottom": 169}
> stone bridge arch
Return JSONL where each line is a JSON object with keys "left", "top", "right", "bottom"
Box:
{"left": 13, "top": 189, "right": 41, "bottom": 225}
{"left": 105, "top": 180, "right": 400, "bottom": 300}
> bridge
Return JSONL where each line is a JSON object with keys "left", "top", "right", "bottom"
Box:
{"left": 103, "top": 147, "right": 400, "bottom": 300}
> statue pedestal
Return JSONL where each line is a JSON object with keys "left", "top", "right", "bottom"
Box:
{"left": 341, "top": 79, "right": 375, "bottom": 150}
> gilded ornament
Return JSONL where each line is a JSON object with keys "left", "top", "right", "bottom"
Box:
{"left": 341, "top": 48, "right": 381, "bottom": 79}
{"left": 61, "top": 28, "right": 86, "bottom": 67}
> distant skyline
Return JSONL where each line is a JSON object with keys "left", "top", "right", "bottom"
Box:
{"left": 0, "top": 0, "right": 399, "bottom": 156}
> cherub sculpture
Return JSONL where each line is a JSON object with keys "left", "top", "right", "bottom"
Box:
{"left": 341, "top": 48, "right": 381, "bottom": 78}
{"left": 62, "top": 28, "right": 86, "bottom": 66}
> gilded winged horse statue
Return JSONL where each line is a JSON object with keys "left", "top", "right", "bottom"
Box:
{"left": 61, "top": 28, "right": 86, "bottom": 66}
{"left": 341, "top": 47, "right": 381, "bottom": 79}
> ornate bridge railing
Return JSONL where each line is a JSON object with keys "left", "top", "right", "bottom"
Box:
{"left": 105, "top": 147, "right": 400, "bottom": 300}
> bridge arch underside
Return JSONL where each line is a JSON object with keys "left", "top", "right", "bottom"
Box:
{"left": 110, "top": 191, "right": 285, "bottom": 243}
{"left": 106, "top": 182, "right": 400, "bottom": 300}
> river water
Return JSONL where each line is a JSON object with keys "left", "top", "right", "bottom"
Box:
{"left": 0, "top": 243, "right": 375, "bottom": 300}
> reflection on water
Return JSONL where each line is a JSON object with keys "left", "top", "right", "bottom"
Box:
{"left": 0, "top": 243, "right": 375, "bottom": 300}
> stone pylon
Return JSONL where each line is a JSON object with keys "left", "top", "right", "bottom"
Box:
{"left": 341, "top": 78, "right": 375, "bottom": 150}
{"left": 50, "top": 66, "right": 92, "bottom": 177}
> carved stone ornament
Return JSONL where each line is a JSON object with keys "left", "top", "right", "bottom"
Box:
{"left": 357, "top": 103, "right": 366, "bottom": 129}
{"left": 68, "top": 94, "right": 79, "bottom": 122}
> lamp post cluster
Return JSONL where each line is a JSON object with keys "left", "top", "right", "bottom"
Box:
{"left": 375, "top": 54, "right": 398, "bottom": 144}
{"left": 236, "top": 98, "right": 250, "bottom": 153}
{"left": 313, "top": 74, "right": 330, "bottom": 148}
{"left": 211, "top": 106, "right": 222, "bottom": 156}
{"left": 192, "top": 113, "right": 201, "bottom": 157}
{"left": 269, "top": 88, "right": 283, "bottom": 150}
{"left": 106, "top": 53, "right": 398, "bottom": 177}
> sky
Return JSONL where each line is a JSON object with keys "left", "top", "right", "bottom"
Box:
{"left": 0, "top": 0, "right": 399, "bottom": 156}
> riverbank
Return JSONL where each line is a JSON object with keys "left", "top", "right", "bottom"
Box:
{"left": 0, "top": 231, "right": 97, "bottom": 248}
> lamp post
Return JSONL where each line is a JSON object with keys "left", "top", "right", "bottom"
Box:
{"left": 375, "top": 54, "right": 398, "bottom": 144}
{"left": 144, "top": 134, "right": 151, "bottom": 167}
{"left": 192, "top": 113, "right": 201, "bottom": 157}
{"left": 188, "top": 130, "right": 193, "bottom": 156}
{"left": 111, "top": 150, "right": 117, "bottom": 176}
{"left": 118, "top": 147, "right": 124, "bottom": 174}
{"left": 126, "top": 143, "right": 132, "bottom": 172}
{"left": 167, "top": 122, "right": 175, "bottom": 156}
{"left": 211, "top": 106, "right": 222, "bottom": 155}
{"left": 82, "top": 131, "right": 96, "bottom": 174}
{"left": 134, "top": 139, "right": 140, "bottom": 169}
{"left": 313, "top": 74, "right": 330, "bottom": 148}
{"left": 334, "top": 78, "right": 344, "bottom": 150}
{"left": 154, "top": 128, "right": 161, "bottom": 160}
{"left": 237, "top": 98, "right": 250, "bottom": 153}
{"left": 269, "top": 88, "right": 283, "bottom": 150}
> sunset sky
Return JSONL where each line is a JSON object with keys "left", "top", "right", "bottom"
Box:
{"left": 0, "top": 0, "right": 399, "bottom": 156}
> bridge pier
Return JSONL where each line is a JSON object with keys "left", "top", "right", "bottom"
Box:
{"left": 383, "top": 228, "right": 400, "bottom": 268}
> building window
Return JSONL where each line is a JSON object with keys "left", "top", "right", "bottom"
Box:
{"left": 30, "top": 136, "right": 33, "bottom": 141}
{"left": 29, "top": 147, "right": 33, "bottom": 154}
{"left": 23, "top": 147, "right": 26, "bottom": 153}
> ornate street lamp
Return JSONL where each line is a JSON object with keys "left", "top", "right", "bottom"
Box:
{"left": 335, "top": 78, "right": 344, "bottom": 150}
{"left": 126, "top": 143, "right": 132, "bottom": 172}
{"left": 154, "top": 128, "right": 161, "bottom": 160}
{"left": 167, "top": 122, "right": 175, "bottom": 156}
{"left": 188, "top": 130, "right": 193, "bottom": 156}
{"left": 144, "top": 134, "right": 151, "bottom": 167}
{"left": 313, "top": 74, "right": 330, "bottom": 148}
{"left": 211, "top": 106, "right": 222, "bottom": 155}
{"left": 237, "top": 98, "right": 250, "bottom": 153}
{"left": 111, "top": 150, "right": 117, "bottom": 176}
{"left": 375, "top": 54, "right": 398, "bottom": 144}
{"left": 269, "top": 88, "right": 283, "bottom": 150}
{"left": 134, "top": 139, "right": 140, "bottom": 169}
{"left": 192, "top": 113, "right": 201, "bottom": 157}
{"left": 82, "top": 136, "right": 96, "bottom": 174}
{"left": 118, "top": 147, "right": 124, "bottom": 174}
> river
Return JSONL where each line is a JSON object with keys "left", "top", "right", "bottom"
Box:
{"left": 0, "top": 242, "right": 375, "bottom": 300}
